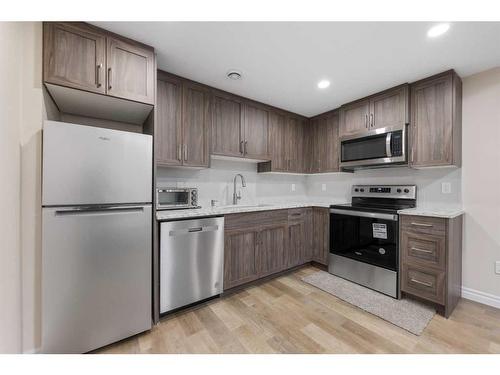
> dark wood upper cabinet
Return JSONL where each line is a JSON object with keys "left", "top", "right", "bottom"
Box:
{"left": 43, "top": 22, "right": 155, "bottom": 106}
{"left": 286, "top": 117, "right": 304, "bottom": 173}
{"left": 410, "top": 70, "right": 462, "bottom": 168}
{"left": 212, "top": 93, "right": 244, "bottom": 157}
{"left": 370, "top": 85, "right": 409, "bottom": 130}
{"left": 242, "top": 102, "right": 269, "bottom": 160}
{"left": 43, "top": 22, "right": 106, "bottom": 94}
{"left": 106, "top": 37, "right": 155, "bottom": 105}
{"left": 308, "top": 110, "right": 340, "bottom": 173}
{"left": 267, "top": 112, "right": 288, "bottom": 172}
{"left": 340, "top": 84, "right": 409, "bottom": 137}
{"left": 156, "top": 72, "right": 210, "bottom": 168}
{"left": 339, "top": 99, "right": 370, "bottom": 137}
{"left": 182, "top": 82, "right": 210, "bottom": 167}
{"left": 156, "top": 75, "right": 182, "bottom": 166}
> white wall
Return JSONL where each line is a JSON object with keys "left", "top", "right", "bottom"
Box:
{"left": 0, "top": 22, "right": 23, "bottom": 354}
{"left": 462, "top": 67, "right": 500, "bottom": 300}
{"left": 157, "top": 159, "right": 308, "bottom": 207}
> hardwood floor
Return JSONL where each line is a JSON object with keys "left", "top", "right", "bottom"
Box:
{"left": 95, "top": 266, "right": 500, "bottom": 354}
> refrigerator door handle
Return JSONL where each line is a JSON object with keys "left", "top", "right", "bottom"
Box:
{"left": 55, "top": 206, "right": 145, "bottom": 216}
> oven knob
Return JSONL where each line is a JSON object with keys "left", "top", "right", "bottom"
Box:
{"left": 404, "top": 188, "right": 409, "bottom": 193}
{"left": 379, "top": 248, "right": 386, "bottom": 255}
{"left": 360, "top": 188, "right": 364, "bottom": 192}
{"left": 397, "top": 188, "right": 402, "bottom": 193}
{"left": 354, "top": 188, "right": 359, "bottom": 192}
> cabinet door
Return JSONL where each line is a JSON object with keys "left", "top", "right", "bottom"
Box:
{"left": 106, "top": 37, "right": 155, "bottom": 104}
{"left": 313, "top": 208, "right": 329, "bottom": 265}
{"left": 410, "top": 72, "right": 456, "bottom": 167}
{"left": 315, "top": 117, "right": 329, "bottom": 172}
{"left": 339, "top": 99, "right": 370, "bottom": 137}
{"left": 223, "top": 229, "right": 259, "bottom": 290}
{"left": 286, "top": 117, "right": 304, "bottom": 172}
{"left": 243, "top": 103, "right": 269, "bottom": 160}
{"left": 257, "top": 224, "right": 287, "bottom": 278}
{"left": 212, "top": 94, "right": 244, "bottom": 157}
{"left": 156, "top": 75, "right": 182, "bottom": 166}
{"left": 43, "top": 22, "right": 106, "bottom": 94}
{"left": 287, "top": 220, "right": 306, "bottom": 267}
{"left": 268, "top": 112, "right": 288, "bottom": 171}
{"left": 302, "top": 120, "right": 314, "bottom": 173}
{"left": 370, "top": 85, "right": 409, "bottom": 130}
{"left": 301, "top": 209, "right": 313, "bottom": 263}
{"left": 182, "top": 82, "right": 210, "bottom": 167}
{"left": 324, "top": 112, "right": 340, "bottom": 172}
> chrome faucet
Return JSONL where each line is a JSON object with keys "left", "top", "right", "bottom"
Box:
{"left": 232, "top": 174, "right": 246, "bottom": 205}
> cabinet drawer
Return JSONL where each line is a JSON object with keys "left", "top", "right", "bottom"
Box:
{"left": 401, "top": 231, "right": 446, "bottom": 270}
{"left": 225, "top": 209, "right": 288, "bottom": 230}
{"left": 401, "top": 215, "right": 446, "bottom": 236}
{"left": 401, "top": 264, "right": 445, "bottom": 304}
{"left": 288, "top": 208, "right": 307, "bottom": 222}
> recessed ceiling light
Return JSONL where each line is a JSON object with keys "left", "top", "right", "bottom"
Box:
{"left": 317, "top": 80, "right": 330, "bottom": 89}
{"left": 427, "top": 23, "right": 450, "bottom": 38}
{"left": 227, "top": 70, "right": 242, "bottom": 80}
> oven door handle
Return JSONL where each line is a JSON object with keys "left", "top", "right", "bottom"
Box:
{"left": 330, "top": 209, "right": 398, "bottom": 221}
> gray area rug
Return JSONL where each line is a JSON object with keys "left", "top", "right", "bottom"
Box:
{"left": 302, "top": 270, "right": 435, "bottom": 335}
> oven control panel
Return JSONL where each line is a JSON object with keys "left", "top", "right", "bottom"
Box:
{"left": 352, "top": 185, "right": 416, "bottom": 199}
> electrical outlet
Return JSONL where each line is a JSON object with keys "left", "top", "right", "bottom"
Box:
{"left": 496, "top": 261, "right": 500, "bottom": 275}
{"left": 291, "top": 183, "right": 296, "bottom": 192}
{"left": 441, "top": 182, "right": 451, "bottom": 194}
{"left": 321, "top": 183, "right": 327, "bottom": 192}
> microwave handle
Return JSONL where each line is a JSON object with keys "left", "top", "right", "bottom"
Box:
{"left": 386, "top": 132, "right": 392, "bottom": 158}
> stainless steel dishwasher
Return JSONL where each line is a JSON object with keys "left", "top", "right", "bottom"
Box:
{"left": 160, "top": 216, "right": 224, "bottom": 314}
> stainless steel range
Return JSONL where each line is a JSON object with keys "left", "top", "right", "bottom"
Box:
{"left": 329, "top": 185, "right": 416, "bottom": 298}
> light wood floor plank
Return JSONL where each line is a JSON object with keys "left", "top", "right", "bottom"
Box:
{"left": 95, "top": 265, "right": 500, "bottom": 354}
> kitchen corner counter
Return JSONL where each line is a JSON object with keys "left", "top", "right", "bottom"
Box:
{"left": 156, "top": 201, "right": 342, "bottom": 221}
{"left": 397, "top": 206, "right": 464, "bottom": 219}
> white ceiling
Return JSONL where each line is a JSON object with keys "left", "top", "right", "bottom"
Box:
{"left": 93, "top": 22, "right": 500, "bottom": 117}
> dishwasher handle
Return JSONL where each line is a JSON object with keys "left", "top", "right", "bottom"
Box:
{"left": 169, "top": 225, "right": 220, "bottom": 236}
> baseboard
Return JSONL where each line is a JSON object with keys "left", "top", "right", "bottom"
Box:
{"left": 461, "top": 286, "right": 500, "bottom": 309}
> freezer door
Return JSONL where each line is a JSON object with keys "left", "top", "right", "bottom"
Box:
{"left": 41, "top": 205, "right": 152, "bottom": 353}
{"left": 42, "top": 121, "right": 152, "bottom": 206}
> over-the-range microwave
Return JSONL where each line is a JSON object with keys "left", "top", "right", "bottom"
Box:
{"left": 339, "top": 125, "right": 407, "bottom": 170}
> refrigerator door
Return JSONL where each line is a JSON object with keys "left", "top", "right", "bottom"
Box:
{"left": 42, "top": 121, "right": 152, "bottom": 206}
{"left": 41, "top": 205, "right": 152, "bottom": 353}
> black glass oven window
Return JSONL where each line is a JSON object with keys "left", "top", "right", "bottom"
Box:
{"left": 330, "top": 214, "right": 398, "bottom": 271}
{"left": 158, "top": 191, "right": 189, "bottom": 206}
{"left": 341, "top": 133, "right": 387, "bottom": 162}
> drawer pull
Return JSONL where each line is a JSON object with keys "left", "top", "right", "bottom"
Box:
{"left": 411, "top": 247, "right": 433, "bottom": 254}
{"left": 410, "top": 278, "right": 433, "bottom": 287}
{"left": 411, "top": 222, "right": 433, "bottom": 227}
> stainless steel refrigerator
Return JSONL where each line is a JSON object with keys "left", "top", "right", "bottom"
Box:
{"left": 41, "top": 121, "right": 153, "bottom": 353}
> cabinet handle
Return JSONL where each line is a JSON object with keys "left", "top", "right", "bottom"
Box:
{"left": 411, "top": 247, "right": 433, "bottom": 254}
{"left": 239, "top": 140, "right": 244, "bottom": 154}
{"left": 411, "top": 222, "right": 433, "bottom": 227}
{"left": 244, "top": 140, "right": 248, "bottom": 155}
{"left": 108, "top": 67, "right": 112, "bottom": 90}
{"left": 410, "top": 278, "right": 433, "bottom": 287}
{"left": 96, "top": 63, "right": 102, "bottom": 87}
{"left": 370, "top": 113, "right": 374, "bottom": 127}
{"left": 184, "top": 144, "right": 188, "bottom": 161}
{"left": 365, "top": 114, "right": 368, "bottom": 128}
{"left": 177, "top": 144, "right": 182, "bottom": 161}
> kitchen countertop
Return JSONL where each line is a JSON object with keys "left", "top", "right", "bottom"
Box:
{"left": 156, "top": 201, "right": 346, "bottom": 221}
{"left": 397, "top": 206, "right": 464, "bottom": 219}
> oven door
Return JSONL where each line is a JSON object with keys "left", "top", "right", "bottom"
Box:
{"left": 340, "top": 126, "right": 406, "bottom": 169}
{"left": 329, "top": 209, "right": 399, "bottom": 271}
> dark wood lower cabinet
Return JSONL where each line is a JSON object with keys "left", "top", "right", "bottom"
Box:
{"left": 223, "top": 208, "right": 315, "bottom": 291}
{"left": 312, "top": 208, "right": 330, "bottom": 265}
{"left": 400, "top": 214, "right": 463, "bottom": 318}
